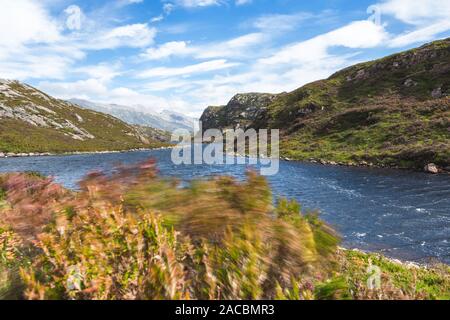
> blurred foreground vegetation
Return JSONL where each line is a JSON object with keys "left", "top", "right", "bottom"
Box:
{"left": 0, "top": 161, "right": 449, "bottom": 300}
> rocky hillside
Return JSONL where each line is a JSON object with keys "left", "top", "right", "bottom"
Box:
{"left": 0, "top": 80, "right": 165, "bottom": 154}
{"left": 133, "top": 125, "right": 171, "bottom": 143}
{"left": 200, "top": 38, "right": 450, "bottom": 172}
{"left": 201, "top": 93, "right": 279, "bottom": 131}
{"left": 70, "top": 99, "right": 197, "bottom": 133}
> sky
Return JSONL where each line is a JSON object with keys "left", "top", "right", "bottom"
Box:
{"left": 1, "top": 0, "right": 450, "bottom": 117}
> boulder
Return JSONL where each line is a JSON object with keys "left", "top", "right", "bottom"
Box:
{"left": 424, "top": 163, "right": 439, "bottom": 174}
{"left": 355, "top": 69, "right": 366, "bottom": 80}
{"left": 200, "top": 93, "right": 279, "bottom": 132}
{"left": 431, "top": 87, "right": 442, "bottom": 99}
{"left": 404, "top": 78, "right": 417, "bottom": 87}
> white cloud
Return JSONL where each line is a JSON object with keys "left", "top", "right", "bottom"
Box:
{"left": 0, "top": 0, "right": 60, "bottom": 49}
{"left": 138, "top": 59, "right": 240, "bottom": 78}
{"left": 259, "top": 20, "right": 388, "bottom": 65}
{"left": 39, "top": 79, "right": 109, "bottom": 100}
{"left": 0, "top": 1, "right": 159, "bottom": 81}
{"left": 173, "top": 0, "right": 221, "bottom": 8}
{"left": 378, "top": 0, "right": 450, "bottom": 25}
{"left": 252, "top": 12, "right": 313, "bottom": 32}
{"left": 168, "top": 0, "right": 253, "bottom": 8}
{"left": 151, "top": 2, "right": 175, "bottom": 22}
{"left": 116, "top": 0, "right": 144, "bottom": 7}
{"left": 143, "top": 78, "right": 195, "bottom": 91}
{"left": 376, "top": 0, "right": 450, "bottom": 47}
{"left": 38, "top": 79, "right": 174, "bottom": 113}
{"left": 0, "top": 54, "right": 74, "bottom": 80}
{"left": 151, "top": 15, "right": 165, "bottom": 23}
{"left": 196, "top": 33, "right": 265, "bottom": 59}
{"left": 389, "top": 20, "right": 450, "bottom": 47}
{"left": 236, "top": 0, "right": 252, "bottom": 5}
{"left": 75, "top": 63, "right": 123, "bottom": 82}
{"left": 93, "top": 24, "right": 157, "bottom": 49}
{"left": 141, "top": 41, "right": 193, "bottom": 60}
{"left": 141, "top": 32, "right": 265, "bottom": 61}
{"left": 108, "top": 87, "right": 172, "bottom": 110}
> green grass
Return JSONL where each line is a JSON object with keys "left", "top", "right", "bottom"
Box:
{"left": 278, "top": 97, "right": 450, "bottom": 169}
{"left": 339, "top": 249, "right": 450, "bottom": 300}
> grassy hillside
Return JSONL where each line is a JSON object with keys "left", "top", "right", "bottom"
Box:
{"left": 0, "top": 80, "right": 166, "bottom": 153}
{"left": 1, "top": 166, "right": 449, "bottom": 300}
{"left": 201, "top": 38, "right": 450, "bottom": 171}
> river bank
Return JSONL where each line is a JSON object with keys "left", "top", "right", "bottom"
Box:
{"left": 281, "top": 157, "right": 450, "bottom": 175}
{"left": 3, "top": 145, "right": 448, "bottom": 176}
{"left": 0, "top": 146, "right": 174, "bottom": 159}
{"left": 229, "top": 150, "right": 449, "bottom": 175}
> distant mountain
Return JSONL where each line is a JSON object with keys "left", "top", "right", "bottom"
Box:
{"left": 200, "top": 38, "right": 450, "bottom": 172}
{"left": 0, "top": 80, "right": 166, "bottom": 154}
{"left": 69, "top": 99, "right": 197, "bottom": 133}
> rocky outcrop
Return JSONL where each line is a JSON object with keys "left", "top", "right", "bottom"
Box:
{"left": 424, "top": 163, "right": 439, "bottom": 174}
{"left": 200, "top": 106, "right": 225, "bottom": 132}
{"left": 200, "top": 93, "right": 279, "bottom": 132}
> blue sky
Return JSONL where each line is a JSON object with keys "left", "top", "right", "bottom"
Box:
{"left": 1, "top": 0, "right": 450, "bottom": 116}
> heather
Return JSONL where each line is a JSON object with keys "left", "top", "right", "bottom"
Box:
{"left": 0, "top": 161, "right": 449, "bottom": 300}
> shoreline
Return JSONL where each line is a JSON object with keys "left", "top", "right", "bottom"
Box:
{"left": 228, "top": 151, "right": 449, "bottom": 175}
{"left": 0, "top": 146, "right": 174, "bottom": 159}
{"left": 1, "top": 147, "right": 449, "bottom": 175}
{"left": 338, "top": 247, "right": 447, "bottom": 269}
{"left": 281, "top": 157, "right": 450, "bottom": 175}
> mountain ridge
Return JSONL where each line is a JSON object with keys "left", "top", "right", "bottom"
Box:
{"left": 0, "top": 80, "right": 167, "bottom": 154}
{"left": 69, "top": 98, "right": 197, "bottom": 133}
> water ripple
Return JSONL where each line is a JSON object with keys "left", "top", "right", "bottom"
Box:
{"left": 1, "top": 150, "right": 450, "bottom": 264}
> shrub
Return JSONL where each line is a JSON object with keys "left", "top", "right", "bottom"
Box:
{"left": 0, "top": 160, "right": 448, "bottom": 300}
{"left": 0, "top": 227, "right": 28, "bottom": 299}
{"left": 11, "top": 160, "right": 338, "bottom": 300}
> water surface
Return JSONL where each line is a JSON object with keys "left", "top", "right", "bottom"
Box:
{"left": 1, "top": 149, "right": 449, "bottom": 264}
